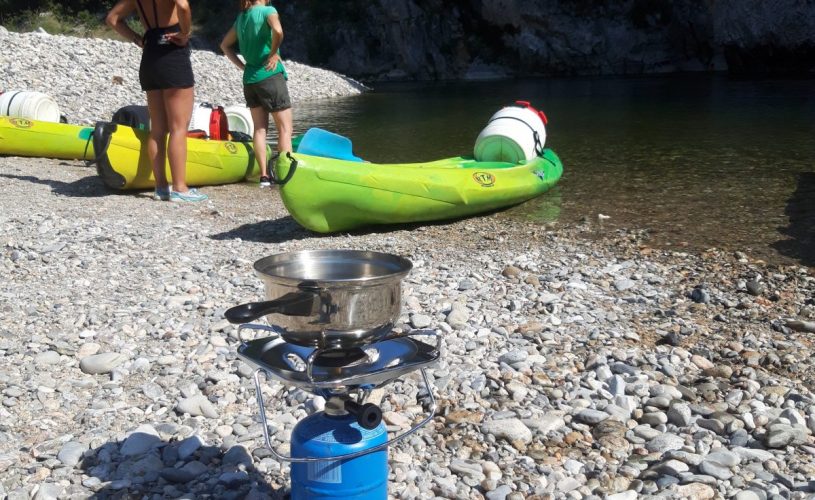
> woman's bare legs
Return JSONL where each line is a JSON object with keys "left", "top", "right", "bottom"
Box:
{"left": 163, "top": 86, "right": 194, "bottom": 192}
{"left": 250, "top": 106, "right": 270, "bottom": 178}
{"left": 271, "top": 107, "right": 293, "bottom": 153}
{"left": 146, "top": 89, "right": 169, "bottom": 189}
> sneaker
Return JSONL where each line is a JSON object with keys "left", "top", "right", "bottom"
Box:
{"left": 170, "top": 188, "right": 208, "bottom": 202}
{"left": 153, "top": 187, "right": 170, "bottom": 201}
{"left": 259, "top": 176, "right": 271, "bottom": 187}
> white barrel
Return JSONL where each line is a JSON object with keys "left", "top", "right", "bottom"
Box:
{"left": 0, "top": 90, "right": 61, "bottom": 122}
{"left": 189, "top": 102, "right": 213, "bottom": 132}
{"left": 224, "top": 105, "right": 254, "bottom": 136}
{"left": 474, "top": 106, "right": 546, "bottom": 163}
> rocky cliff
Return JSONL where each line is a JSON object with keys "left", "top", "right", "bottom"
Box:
{"left": 271, "top": 0, "right": 815, "bottom": 80}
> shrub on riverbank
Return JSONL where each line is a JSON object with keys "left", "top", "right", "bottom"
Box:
{"left": 0, "top": 0, "right": 231, "bottom": 47}
{"left": 2, "top": 10, "right": 126, "bottom": 38}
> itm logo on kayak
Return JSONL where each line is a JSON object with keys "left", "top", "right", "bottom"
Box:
{"left": 472, "top": 172, "right": 496, "bottom": 187}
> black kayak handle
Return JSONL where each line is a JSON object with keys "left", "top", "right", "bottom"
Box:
{"left": 270, "top": 152, "right": 298, "bottom": 186}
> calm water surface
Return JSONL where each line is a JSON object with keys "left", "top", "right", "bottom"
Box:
{"left": 281, "top": 76, "right": 815, "bottom": 266}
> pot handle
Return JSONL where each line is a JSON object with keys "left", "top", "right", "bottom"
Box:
{"left": 224, "top": 291, "right": 316, "bottom": 324}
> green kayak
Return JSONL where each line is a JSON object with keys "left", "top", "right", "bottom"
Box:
{"left": 273, "top": 149, "right": 563, "bottom": 233}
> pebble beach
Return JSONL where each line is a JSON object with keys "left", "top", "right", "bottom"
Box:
{"left": 2, "top": 29, "right": 815, "bottom": 500}
{"left": 0, "top": 28, "right": 366, "bottom": 125}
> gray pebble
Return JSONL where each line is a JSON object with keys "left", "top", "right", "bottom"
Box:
{"left": 120, "top": 425, "right": 161, "bottom": 457}
{"left": 481, "top": 419, "right": 532, "bottom": 444}
{"left": 79, "top": 352, "right": 127, "bottom": 375}
{"left": 57, "top": 441, "right": 86, "bottom": 467}
{"left": 176, "top": 395, "right": 219, "bottom": 419}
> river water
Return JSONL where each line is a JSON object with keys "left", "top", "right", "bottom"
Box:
{"left": 284, "top": 76, "right": 815, "bottom": 266}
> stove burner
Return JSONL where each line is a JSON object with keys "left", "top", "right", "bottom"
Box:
{"left": 312, "top": 348, "right": 368, "bottom": 368}
{"left": 237, "top": 331, "right": 440, "bottom": 392}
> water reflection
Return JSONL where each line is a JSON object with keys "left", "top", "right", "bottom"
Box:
{"left": 514, "top": 187, "right": 562, "bottom": 224}
{"left": 289, "top": 98, "right": 363, "bottom": 138}
{"left": 773, "top": 172, "right": 815, "bottom": 267}
{"left": 273, "top": 76, "right": 815, "bottom": 265}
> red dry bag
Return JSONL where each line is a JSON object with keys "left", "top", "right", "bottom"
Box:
{"left": 209, "top": 106, "right": 228, "bottom": 141}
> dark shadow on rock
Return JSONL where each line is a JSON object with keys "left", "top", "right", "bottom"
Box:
{"left": 78, "top": 430, "right": 286, "bottom": 499}
{"left": 0, "top": 173, "right": 120, "bottom": 198}
{"left": 207, "top": 213, "right": 486, "bottom": 243}
{"left": 209, "top": 216, "right": 317, "bottom": 243}
{"left": 772, "top": 172, "right": 815, "bottom": 267}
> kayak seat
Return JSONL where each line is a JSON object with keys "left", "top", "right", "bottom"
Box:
{"left": 296, "top": 127, "right": 363, "bottom": 162}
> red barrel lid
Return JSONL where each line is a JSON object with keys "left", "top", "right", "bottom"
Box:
{"left": 514, "top": 100, "right": 548, "bottom": 125}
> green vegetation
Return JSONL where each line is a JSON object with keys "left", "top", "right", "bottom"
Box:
{"left": 0, "top": 0, "right": 233, "bottom": 43}
{"left": 3, "top": 0, "right": 86, "bottom": 32}
{"left": 2, "top": 11, "right": 125, "bottom": 38}
{"left": 0, "top": 0, "right": 357, "bottom": 51}
{"left": 0, "top": 0, "right": 148, "bottom": 39}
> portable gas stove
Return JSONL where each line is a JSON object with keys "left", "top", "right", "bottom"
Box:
{"left": 236, "top": 324, "right": 440, "bottom": 499}
{"left": 225, "top": 250, "right": 441, "bottom": 499}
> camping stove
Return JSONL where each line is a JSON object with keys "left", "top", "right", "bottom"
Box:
{"left": 236, "top": 323, "right": 440, "bottom": 499}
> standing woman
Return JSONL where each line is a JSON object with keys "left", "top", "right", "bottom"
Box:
{"left": 106, "top": 0, "right": 208, "bottom": 202}
{"left": 220, "top": 0, "right": 293, "bottom": 188}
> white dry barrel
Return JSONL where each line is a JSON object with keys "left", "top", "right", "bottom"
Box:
{"left": 474, "top": 101, "right": 547, "bottom": 163}
{"left": 0, "top": 90, "right": 61, "bottom": 123}
{"left": 224, "top": 105, "right": 254, "bottom": 137}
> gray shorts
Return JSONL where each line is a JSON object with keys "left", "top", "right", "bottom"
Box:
{"left": 244, "top": 73, "right": 291, "bottom": 113}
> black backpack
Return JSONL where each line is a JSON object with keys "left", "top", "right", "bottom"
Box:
{"left": 111, "top": 105, "right": 150, "bottom": 130}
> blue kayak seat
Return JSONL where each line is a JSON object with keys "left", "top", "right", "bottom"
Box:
{"left": 296, "top": 127, "right": 364, "bottom": 162}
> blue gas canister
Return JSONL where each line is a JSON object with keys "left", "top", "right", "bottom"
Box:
{"left": 290, "top": 412, "right": 388, "bottom": 499}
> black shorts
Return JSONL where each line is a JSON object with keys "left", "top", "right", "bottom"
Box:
{"left": 244, "top": 73, "right": 291, "bottom": 113}
{"left": 139, "top": 25, "right": 195, "bottom": 91}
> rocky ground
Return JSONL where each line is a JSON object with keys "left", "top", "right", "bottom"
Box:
{"left": 0, "top": 153, "right": 814, "bottom": 500}
{"left": 0, "top": 27, "right": 366, "bottom": 125}
{"left": 1, "top": 24, "right": 815, "bottom": 500}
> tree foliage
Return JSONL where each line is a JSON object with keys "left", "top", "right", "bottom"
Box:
{"left": 1, "top": 0, "right": 113, "bottom": 19}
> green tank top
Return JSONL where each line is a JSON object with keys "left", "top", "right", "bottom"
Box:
{"left": 235, "top": 5, "right": 287, "bottom": 85}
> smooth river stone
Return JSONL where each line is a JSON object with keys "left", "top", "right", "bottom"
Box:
{"left": 698, "top": 460, "right": 733, "bottom": 480}
{"left": 705, "top": 450, "right": 741, "bottom": 467}
{"left": 176, "top": 395, "right": 219, "bottom": 419}
{"left": 764, "top": 423, "right": 809, "bottom": 448}
{"left": 523, "top": 412, "right": 566, "bottom": 435}
{"left": 57, "top": 441, "right": 87, "bottom": 467}
{"left": 79, "top": 352, "right": 127, "bottom": 375}
{"left": 667, "top": 403, "right": 692, "bottom": 427}
{"left": 646, "top": 433, "right": 686, "bottom": 453}
{"left": 120, "top": 425, "right": 162, "bottom": 456}
{"left": 481, "top": 419, "right": 533, "bottom": 444}
{"left": 575, "top": 409, "right": 610, "bottom": 424}
{"left": 34, "top": 351, "right": 60, "bottom": 365}
{"left": 177, "top": 435, "right": 205, "bottom": 461}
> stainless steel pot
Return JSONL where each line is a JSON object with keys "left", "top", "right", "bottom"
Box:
{"left": 225, "top": 250, "right": 413, "bottom": 349}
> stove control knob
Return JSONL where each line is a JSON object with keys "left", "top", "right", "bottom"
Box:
{"left": 345, "top": 400, "right": 382, "bottom": 430}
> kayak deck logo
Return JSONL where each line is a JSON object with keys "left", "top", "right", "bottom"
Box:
{"left": 9, "top": 118, "right": 33, "bottom": 129}
{"left": 473, "top": 172, "right": 495, "bottom": 187}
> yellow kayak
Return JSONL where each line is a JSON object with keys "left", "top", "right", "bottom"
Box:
{"left": 92, "top": 122, "right": 267, "bottom": 190}
{"left": 0, "top": 116, "right": 94, "bottom": 160}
